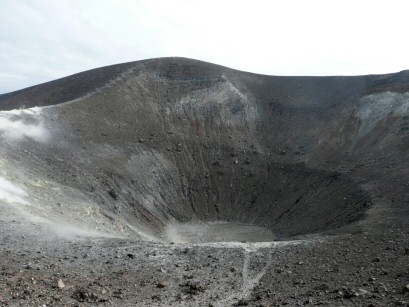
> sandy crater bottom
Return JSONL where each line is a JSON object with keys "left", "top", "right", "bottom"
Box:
{"left": 164, "top": 222, "right": 277, "bottom": 243}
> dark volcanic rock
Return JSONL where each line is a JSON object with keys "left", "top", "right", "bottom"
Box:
{"left": 0, "top": 57, "right": 383, "bottom": 239}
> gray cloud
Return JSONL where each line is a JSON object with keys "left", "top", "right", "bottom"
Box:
{"left": 1, "top": 0, "right": 409, "bottom": 94}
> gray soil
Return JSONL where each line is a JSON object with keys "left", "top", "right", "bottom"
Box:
{"left": 164, "top": 223, "right": 277, "bottom": 243}
{"left": 0, "top": 57, "right": 408, "bottom": 306}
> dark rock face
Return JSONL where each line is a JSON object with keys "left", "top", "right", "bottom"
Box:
{"left": 1, "top": 57, "right": 408, "bottom": 240}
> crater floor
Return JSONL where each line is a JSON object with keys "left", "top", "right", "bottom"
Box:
{"left": 163, "top": 222, "right": 277, "bottom": 243}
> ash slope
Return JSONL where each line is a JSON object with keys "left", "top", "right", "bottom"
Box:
{"left": 1, "top": 58, "right": 409, "bottom": 306}
{"left": 0, "top": 58, "right": 409, "bottom": 240}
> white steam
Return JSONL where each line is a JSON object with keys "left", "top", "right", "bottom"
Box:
{"left": 0, "top": 176, "right": 28, "bottom": 205}
{"left": 43, "top": 222, "right": 118, "bottom": 239}
{"left": 0, "top": 107, "right": 49, "bottom": 142}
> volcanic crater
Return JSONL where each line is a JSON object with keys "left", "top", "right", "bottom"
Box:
{"left": 1, "top": 58, "right": 408, "bottom": 306}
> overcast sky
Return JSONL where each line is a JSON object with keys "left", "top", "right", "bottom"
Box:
{"left": 1, "top": 0, "right": 409, "bottom": 94}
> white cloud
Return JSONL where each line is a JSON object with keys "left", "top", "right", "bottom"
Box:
{"left": 1, "top": 0, "right": 409, "bottom": 94}
{"left": 0, "top": 108, "right": 49, "bottom": 142}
